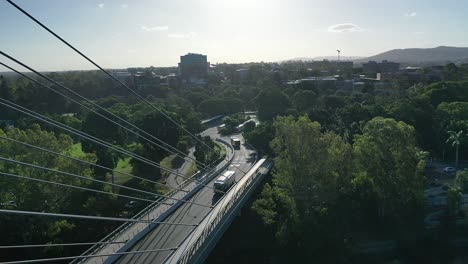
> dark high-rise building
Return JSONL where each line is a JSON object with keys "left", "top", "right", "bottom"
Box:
{"left": 378, "top": 60, "right": 400, "bottom": 73}
{"left": 363, "top": 60, "right": 400, "bottom": 75}
{"left": 178, "top": 53, "right": 209, "bottom": 82}
{"left": 309, "top": 60, "right": 354, "bottom": 72}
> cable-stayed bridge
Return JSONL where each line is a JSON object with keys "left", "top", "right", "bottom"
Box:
{"left": 0, "top": 1, "right": 273, "bottom": 263}
{"left": 77, "top": 127, "right": 272, "bottom": 264}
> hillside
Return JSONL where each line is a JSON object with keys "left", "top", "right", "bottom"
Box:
{"left": 356, "top": 46, "right": 468, "bottom": 65}
{"left": 282, "top": 56, "right": 363, "bottom": 62}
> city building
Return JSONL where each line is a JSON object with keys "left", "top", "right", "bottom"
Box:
{"left": 160, "top": 74, "right": 180, "bottom": 89}
{"left": 133, "top": 72, "right": 161, "bottom": 93}
{"left": 178, "top": 53, "right": 209, "bottom": 84}
{"left": 310, "top": 60, "right": 354, "bottom": 72}
{"left": 392, "top": 66, "right": 442, "bottom": 85}
{"left": 236, "top": 69, "right": 249, "bottom": 81}
{"left": 285, "top": 76, "right": 337, "bottom": 90}
{"left": 336, "top": 61, "right": 354, "bottom": 71}
{"left": 113, "top": 71, "right": 135, "bottom": 87}
{"left": 362, "top": 60, "right": 400, "bottom": 77}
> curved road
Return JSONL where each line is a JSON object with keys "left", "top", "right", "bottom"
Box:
{"left": 165, "top": 147, "right": 196, "bottom": 188}
{"left": 115, "top": 126, "right": 256, "bottom": 264}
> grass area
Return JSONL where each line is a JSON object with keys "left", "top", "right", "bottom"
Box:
{"left": 186, "top": 162, "right": 198, "bottom": 176}
{"left": 157, "top": 185, "right": 172, "bottom": 195}
{"left": 160, "top": 155, "right": 174, "bottom": 169}
{"left": 215, "top": 142, "right": 227, "bottom": 159}
{"left": 69, "top": 143, "right": 86, "bottom": 158}
{"left": 113, "top": 157, "right": 133, "bottom": 185}
{"left": 160, "top": 155, "right": 175, "bottom": 179}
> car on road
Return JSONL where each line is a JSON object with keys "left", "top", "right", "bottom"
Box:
{"left": 217, "top": 124, "right": 226, "bottom": 133}
{"left": 125, "top": 200, "right": 138, "bottom": 209}
{"left": 443, "top": 167, "right": 457, "bottom": 173}
{"left": 2, "top": 200, "right": 17, "bottom": 207}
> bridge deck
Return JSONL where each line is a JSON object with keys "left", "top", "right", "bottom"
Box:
{"left": 79, "top": 152, "right": 232, "bottom": 264}
{"left": 165, "top": 158, "right": 272, "bottom": 264}
{"left": 114, "top": 129, "right": 256, "bottom": 264}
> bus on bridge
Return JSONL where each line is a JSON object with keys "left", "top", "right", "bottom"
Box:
{"left": 213, "top": 170, "right": 235, "bottom": 194}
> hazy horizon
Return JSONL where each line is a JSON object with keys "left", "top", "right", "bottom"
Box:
{"left": 2, "top": 0, "right": 468, "bottom": 71}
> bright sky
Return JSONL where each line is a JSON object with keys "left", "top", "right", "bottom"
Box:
{"left": 1, "top": 0, "right": 468, "bottom": 71}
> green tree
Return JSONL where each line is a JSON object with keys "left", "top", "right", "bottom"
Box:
{"left": 446, "top": 130, "right": 465, "bottom": 168}
{"left": 436, "top": 102, "right": 468, "bottom": 156}
{"left": 223, "top": 116, "right": 239, "bottom": 132}
{"left": 447, "top": 187, "right": 462, "bottom": 216}
{"left": 0, "top": 76, "right": 15, "bottom": 101}
{"left": 256, "top": 89, "right": 291, "bottom": 121}
{"left": 353, "top": 117, "right": 425, "bottom": 223}
{"left": 253, "top": 116, "right": 353, "bottom": 260}
{"left": 243, "top": 122, "right": 274, "bottom": 155}
{"left": 222, "top": 113, "right": 246, "bottom": 132}
{"left": 131, "top": 110, "right": 181, "bottom": 180}
{"left": 198, "top": 98, "right": 226, "bottom": 117}
{"left": 243, "top": 120, "right": 256, "bottom": 133}
{"left": 0, "top": 125, "right": 98, "bottom": 258}
{"left": 194, "top": 136, "right": 218, "bottom": 165}
{"left": 455, "top": 170, "right": 468, "bottom": 193}
{"left": 292, "top": 90, "right": 316, "bottom": 112}
{"left": 443, "top": 63, "right": 460, "bottom": 81}
{"left": 81, "top": 111, "right": 128, "bottom": 180}
{"left": 436, "top": 102, "right": 468, "bottom": 132}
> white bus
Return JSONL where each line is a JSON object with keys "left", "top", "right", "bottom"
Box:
{"left": 230, "top": 137, "right": 241, "bottom": 149}
{"left": 214, "top": 170, "right": 236, "bottom": 194}
{"left": 217, "top": 124, "right": 226, "bottom": 132}
{"left": 235, "top": 119, "right": 256, "bottom": 132}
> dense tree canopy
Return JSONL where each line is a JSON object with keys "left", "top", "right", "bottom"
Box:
{"left": 256, "top": 89, "right": 291, "bottom": 121}
{"left": 2, "top": 59, "right": 468, "bottom": 262}
{"left": 253, "top": 116, "right": 354, "bottom": 261}
{"left": 253, "top": 116, "right": 426, "bottom": 261}
{"left": 0, "top": 125, "right": 107, "bottom": 259}
{"left": 353, "top": 117, "right": 425, "bottom": 221}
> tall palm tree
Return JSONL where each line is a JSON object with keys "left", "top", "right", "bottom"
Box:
{"left": 446, "top": 130, "right": 464, "bottom": 168}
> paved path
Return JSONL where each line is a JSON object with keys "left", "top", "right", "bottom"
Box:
{"left": 165, "top": 148, "right": 195, "bottom": 188}
{"left": 115, "top": 129, "right": 256, "bottom": 264}
{"left": 82, "top": 176, "right": 206, "bottom": 264}
{"left": 82, "top": 134, "right": 229, "bottom": 264}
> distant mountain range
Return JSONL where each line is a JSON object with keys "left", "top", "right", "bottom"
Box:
{"left": 355, "top": 46, "right": 468, "bottom": 66}
{"left": 284, "top": 56, "right": 364, "bottom": 62}
{"left": 284, "top": 46, "right": 468, "bottom": 66}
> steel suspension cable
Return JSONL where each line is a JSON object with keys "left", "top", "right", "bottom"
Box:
{"left": 0, "top": 247, "right": 179, "bottom": 264}
{"left": 0, "top": 171, "right": 156, "bottom": 203}
{"left": 0, "top": 98, "right": 226, "bottom": 194}
{"left": 0, "top": 100, "right": 154, "bottom": 171}
{"left": 0, "top": 58, "right": 214, "bottom": 173}
{"left": 4, "top": 0, "right": 249, "bottom": 176}
{"left": 0, "top": 241, "right": 126, "bottom": 249}
{"left": 0, "top": 97, "right": 194, "bottom": 186}
{"left": 0, "top": 157, "right": 213, "bottom": 208}
{"left": 0, "top": 134, "right": 189, "bottom": 194}
{"left": 174, "top": 154, "right": 263, "bottom": 260}
{"left": 0, "top": 209, "right": 197, "bottom": 226}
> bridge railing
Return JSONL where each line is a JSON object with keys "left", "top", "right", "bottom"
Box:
{"left": 72, "top": 139, "right": 233, "bottom": 264}
{"left": 169, "top": 157, "right": 273, "bottom": 264}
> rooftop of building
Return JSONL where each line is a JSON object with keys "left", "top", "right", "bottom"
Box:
{"left": 181, "top": 53, "right": 206, "bottom": 57}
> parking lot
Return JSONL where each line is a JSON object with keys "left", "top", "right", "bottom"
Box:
{"left": 425, "top": 160, "right": 468, "bottom": 185}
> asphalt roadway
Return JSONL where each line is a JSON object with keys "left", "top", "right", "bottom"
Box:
{"left": 165, "top": 147, "right": 196, "bottom": 188}
{"left": 115, "top": 126, "right": 257, "bottom": 264}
